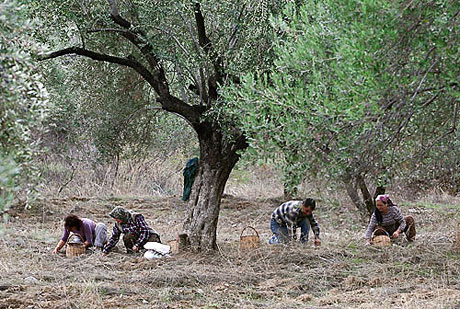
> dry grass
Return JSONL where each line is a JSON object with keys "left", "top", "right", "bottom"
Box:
{"left": 39, "top": 154, "right": 285, "bottom": 201}
{"left": 1, "top": 191, "right": 459, "bottom": 308}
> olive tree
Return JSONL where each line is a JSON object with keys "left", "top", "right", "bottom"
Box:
{"left": 224, "top": 0, "right": 460, "bottom": 219}
{"left": 34, "top": 0, "right": 288, "bottom": 251}
{"left": 0, "top": 0, "right": 49, "bottom": 216}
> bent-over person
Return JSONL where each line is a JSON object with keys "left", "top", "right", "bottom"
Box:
{"left": 102, "top": 206, "right": 161, "bottom": 255}
{"left": 365, "top": 194, "right": 416, "bottom": 245}
{"left": 269, "top": 198, "right": 321, "bottom": 246}
{"left": 52, "top": 215, "right": 107, "bottom": 254}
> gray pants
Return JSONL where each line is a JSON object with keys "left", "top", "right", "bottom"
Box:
{"left": 94, "top": 223, "right": 108, "bottom": 248}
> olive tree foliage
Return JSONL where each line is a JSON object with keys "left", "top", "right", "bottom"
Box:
{"left": 31, "top": 0, "right": 290, "bottom": 251}
{"left": 224, "top": 0, "right": 460, "bottom": 218}
{"left": 0, "top": 0, "right": 49, "bottom": 218}
{"left": 43, "top": 58, "right": 197, "bottom": 166}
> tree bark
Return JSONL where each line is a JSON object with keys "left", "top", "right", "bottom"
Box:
{"left": 356, "top": 174, "right": 375, "bottom": 215}
{"left": 343, "top": 174, "right": 369, "bottom": 222}
{"left": 343, "top": 173, "right": 387, "bottom": 222}
{"left": 183, "top": 125, "right": 246, "bottom": 252}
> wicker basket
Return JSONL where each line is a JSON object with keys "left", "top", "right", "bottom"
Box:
{"left": 168, "top": 240, "right": 179, "bottom": 254}
{"left": 372, "top": 235, "right": 391, "bottom": 247}
{"left": 66, "top": 243, "right": 86, "bottom": 257}
{"left": 66, "top": 234, "right": 86, "bottom": 257}
{"left": 240, "top": 226, "right": 260, "bottom": 250}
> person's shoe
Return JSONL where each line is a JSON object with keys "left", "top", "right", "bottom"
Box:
{"left": 268, "top": 235, "right": 281, "bottom": 244}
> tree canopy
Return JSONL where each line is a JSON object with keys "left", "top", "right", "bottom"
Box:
{"left": 29, "top": 0, "right": 292, "bottom": 251}
{"left": 224, "top": 0, "right": 460, "bottom": 216}
{"left": 0, "top": 0, "right": 49, "bottom": 216}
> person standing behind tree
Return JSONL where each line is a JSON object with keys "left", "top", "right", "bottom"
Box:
{"left": 52, "top": 215, "right": 107, "bottom": 254}
{"left": 269, "top": 198, "right": 321, "bottom": 246}
{"left": 102, "top": 206, "right": 161, "bottom": 255}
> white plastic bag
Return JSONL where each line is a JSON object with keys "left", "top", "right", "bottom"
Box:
{"left": 143, "top": 242, "right": 171, "bottom": 260}
{"left": 143, "top": 242, "right": 170, "bottom": 254}
{"left": 143, "top": 250, "right": 164, "bottom": 260}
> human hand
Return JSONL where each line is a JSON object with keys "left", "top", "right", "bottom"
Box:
{"left": 52, "top": 248, "right": 58, "bottom": 254}
{"left": 365, "top": 240, "right": 371, "bottom": 246}
{"left": 102, "top": 252, "right": 108, "bottom": 256}
{"left": 132, "top": 245, "right": 138, "bottom": 252}
{"left": 392, "top": 230, "right": 400, "bottom": 238}
{"left": 314, "top": 239, "right": 321, "bottom": 246}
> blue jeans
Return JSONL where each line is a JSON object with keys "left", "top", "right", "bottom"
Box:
{"left": 269, "top": 218, "right": 311, "bottom": 244}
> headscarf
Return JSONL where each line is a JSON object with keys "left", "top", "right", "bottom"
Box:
{"left": 374, "top": 194, "right": 394, "bottom": 224}
{"left": 108, "top": 206, "right": 132, "bottom": 224}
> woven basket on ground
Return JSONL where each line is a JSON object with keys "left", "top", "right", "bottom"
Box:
{"left": 240, "top": 226, "right": 260, "bottom": 250}
{"left": 168, "top": 240, "right": 179, "bottom": 254}
{"left": 372, "top": 235, "right": 391, "bottom": 247}
{"left": 66, "top": 234, "right": 86, "bottom": 257}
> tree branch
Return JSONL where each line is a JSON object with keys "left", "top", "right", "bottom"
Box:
{"left": 228, "top": 4, "right": 246, "bottom": 51}
{"left": 87, "top": 28, "right": 129, "bottom": 34}
{"left": 106, "top": 0, "right": 166, "bottom": 85}
{"left": 107, "top": 0, "right": 131, "bottom": 28}
{"left": 39, "top": 47, "right": 155, "bottom": 82}
{"left": 194, "top": 2, "right": 225, "bottom": 100}
{"left": 39, "top": 47, "right": 201, "bottom": 123}
{"left": 194, "top": 2, "right": 212, "bottom": 54}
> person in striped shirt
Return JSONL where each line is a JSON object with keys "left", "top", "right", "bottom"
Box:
{"left": 102, "top": 206, "right": 161, "bottom": 255}
{"left": 269, "top": 198, "right": 321, "bottom": 246}
{"left": 365, "top": 194, "right": 416, "bottom": 245}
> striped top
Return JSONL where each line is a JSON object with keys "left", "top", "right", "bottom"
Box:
{"left": 271, "top": 200, "right": 320, "bottom": 239}
{"left": 365, "top": 206, "right": 406, "bottom": 239}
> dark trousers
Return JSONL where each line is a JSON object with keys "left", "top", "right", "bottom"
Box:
{"left": 123, "top": 232, "right": 161, "bottom": 253}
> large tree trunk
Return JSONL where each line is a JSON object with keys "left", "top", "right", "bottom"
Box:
{"left": 182, "top": 125, "right": 246, "bottom": 252}
{"left": 356, "top": 174, "right": 375, "bottom": 215}
{"left": 343, "top": 173, "right": 385, "bottom": 222}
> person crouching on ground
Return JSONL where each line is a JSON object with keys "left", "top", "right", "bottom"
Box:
{"left": 102, "top": 206, "right": 161, "bottom": 255}
{"left": 269, "top": 198, "right": 321, "bottom": 246}
{"left": 365, "top": 194, "right": 416, "bottom": 245}
{"left": 52, "top": 215, "right": 107, "bottom": 254}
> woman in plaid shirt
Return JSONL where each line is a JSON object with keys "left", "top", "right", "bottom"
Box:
{"left": 103, "top": 206, "right": 161, "bottom": 255}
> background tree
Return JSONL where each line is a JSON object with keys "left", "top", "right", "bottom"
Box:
{"left": 224, "top": 0, "right": 460, "bottom": 219}
{"left": 0, "top": 0, "right": 49, "bottom": 217}
{"left": 32, "top": 0, "right": 289, "bottom": 251}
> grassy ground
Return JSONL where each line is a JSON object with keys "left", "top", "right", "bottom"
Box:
{"left": 0, "top": 194, "right": 459, "bottom": 308}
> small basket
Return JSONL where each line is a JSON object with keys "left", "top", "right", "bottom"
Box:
{"left": 240, "top": 226, "right": 260, "bottom": 250}
{"left": 168, "top": 239, "right": 179, "bottom": 255}
{"left": 65, "top": 234, "right": 86, "bottom": 257}
{"left": 372, "top": 229, "right": 391, "bottom": 247}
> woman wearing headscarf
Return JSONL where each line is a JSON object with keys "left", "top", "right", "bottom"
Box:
{"left": 102, "top": 206, "right": 161, "bottom": 255}
{"left": 365, "top": 194, "right": 416, "bottom": 245}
